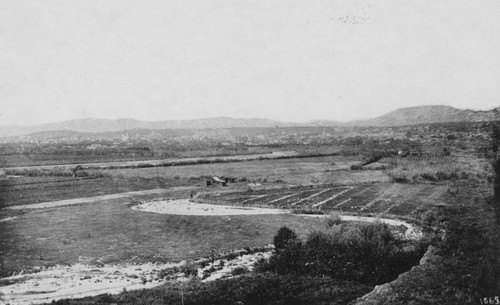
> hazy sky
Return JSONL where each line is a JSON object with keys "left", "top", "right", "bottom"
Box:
{"left": 1, "top": 0, "right": 499, "bottom": 125}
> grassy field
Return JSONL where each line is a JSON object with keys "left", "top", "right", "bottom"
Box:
{"left": 4, "top": 151, "right": 299, "bottom": 172}
{"left": 0, "top": 155, "right": 446, "bottom": 277}
{"left": 0, "top": 190, "right": 338, "bottom": 277}
{"left": 105, "top": 155, "right": 390, "bottom": 185}
{"left": 0, "top": 147, "right": 278, "bottom": 168}
{"left": 0, "top": 155, "right": 388, "bottom": 209}
{"left": 1, "top": 147, "right": 497, "bottom": 304}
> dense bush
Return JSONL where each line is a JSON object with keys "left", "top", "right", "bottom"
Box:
{"left": 260, "top": 224, "right": 428, "bottom": 285}
{"left": 180, "top": 261, "right": 200, "bottom": 278}
{"left": 325, "top": 212, "right": 342, "bottom": 227}
{"left": 231, "top": 266, "right": 249, "bottom": 276}
{"left": 273, "top": 226, "right": 299, "bottom": 251}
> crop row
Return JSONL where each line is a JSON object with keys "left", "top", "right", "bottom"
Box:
{"left": 202, "top": 187, "right": 349, "bottom": 208}
{"left": 200, "top": 184, "right": 422, "bottom": 216}
{"left": 318, "top": 185, "right": 374, "bottom": 210}
{"left": 385, "top": 202, "right": 418, "bottom": 215}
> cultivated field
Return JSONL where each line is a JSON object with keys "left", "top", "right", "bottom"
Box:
{"left": 105, "top": 155, "right": 390, "bottom": 185}
{"left": 0, "top": 124, "right": 497, "bottom": 305}
{"left": 0, "top": 155, "right": 389, "bottom": 208}
{"left": 197, "top": 183, "right": 449, "bottom": 217}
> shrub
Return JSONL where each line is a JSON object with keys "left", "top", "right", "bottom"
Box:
{"left": 291, "top": 209, "right": 324, "bottom": 215}
{"left": 180, "top": 261, "right": 200, "bottom": 278}
{"left": 273, "top": 227, "right": 299, "bottom": 251}
{"left": 262, "top": 223, "right": 428, "bottom": 285}
{"left": 419, "top": 209, "right": 442, "bottom": 228}
{"left": 350, "top": 164, "right": 363, "bottom": 170}
{"left": 325, "top": 212, "right": 342, "bottom": 227}
{"left": 391, "top": 174, "right": 410, "bottom": 183}
{"left": 231, "top": 266, "right": 249, "bottom": 276}
{"left": 267, "top": 239, "right": 303, "bottom": 275}
{"left": 420, "top": 173, "right": 437, "bottom": 182}
{"left": 158, "top": 267, "right": 180, "bottom": 279}
{"left": 253, "top": 257, "right": 272, "bottom": 273}
{"left": 224, "top": 252, "right": 239, "bottom": 261}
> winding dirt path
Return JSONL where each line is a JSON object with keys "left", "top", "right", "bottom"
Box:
{"left": 5, "top": 187, "right": 197, "bottom": 210}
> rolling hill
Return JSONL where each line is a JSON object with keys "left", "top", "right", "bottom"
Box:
{"left": 0, "top": 117, "right": 298, "bottom": 138}
{"left": 310, "top": 105, "right": 500, "bottom": 127}
{"left": 1, "top": 105, "right": 499, "bottom": 137}
{"left": 355, "top": 105, "right": 500, "bottom": 127}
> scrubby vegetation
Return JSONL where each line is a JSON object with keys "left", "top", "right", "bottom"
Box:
{"left": 50, "top": 273, "right": 372, "bottom": 305}
{"left": 370, "top": 203, "right": 499, "bottom": 305}
{"left": 257, "top": 223, "right": 428, "bottom": 285}
{"left": 386, "top": 155, "right": 492, "bottom": 184}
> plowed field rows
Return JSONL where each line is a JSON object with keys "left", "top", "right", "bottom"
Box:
{"left": 198, "top": 183, "right": 448, "bottom": 217}
{"left": 360, "top": 200, "right": 394, "bottom": 213}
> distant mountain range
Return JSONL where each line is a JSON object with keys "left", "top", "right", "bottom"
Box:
{"left": 1, "top": 105, "right": 499, "bottom": 138}
{"left": 0, "top": 117, "right": 298, "bottom": 138}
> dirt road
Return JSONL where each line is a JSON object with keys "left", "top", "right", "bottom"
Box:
{"left": 6, "top": 187, "right": 196, "bottom": 210}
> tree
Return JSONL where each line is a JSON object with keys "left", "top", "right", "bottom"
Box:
{"left": 273, "top": 227, "right": 299, "bottom": 251}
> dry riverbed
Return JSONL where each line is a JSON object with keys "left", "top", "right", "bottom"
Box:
{"left": 131, "top": 199, "right": 289, "bottom": 216}
{"left": 0, "top": 248, "right": 271, "bottom": 305}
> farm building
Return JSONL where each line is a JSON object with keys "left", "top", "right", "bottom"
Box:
{"left": 204, "top": 176, "right": 228, "bottom": 187}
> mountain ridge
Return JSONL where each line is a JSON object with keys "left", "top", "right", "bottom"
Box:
{"left": 1, "top": 105, "right": 499, "bottom": 137}
{"left": 0, "top": 117, "right": 300, "bottom": 137}
{"left": 308, "top": 105, "right": 500, "bottom": 127}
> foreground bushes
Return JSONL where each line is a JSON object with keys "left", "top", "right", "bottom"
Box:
{"left": 52, "top": 273, "right": 371, "bottom": 305}
{"left": 257, "top": 223, "right": 428, "bottom": 285}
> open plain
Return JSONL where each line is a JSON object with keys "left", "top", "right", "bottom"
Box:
{"left": 0, "top": 119, "right": 498, "bottom": 304}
